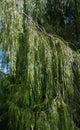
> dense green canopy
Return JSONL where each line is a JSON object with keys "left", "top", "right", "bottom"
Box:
{"left": 0, "top": 0, "right": 80, "bottom": 130}
{"left": 0, "top": 21, "right": 80, "bottom": 129}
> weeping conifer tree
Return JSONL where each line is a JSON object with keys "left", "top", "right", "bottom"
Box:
{"left": 0, "top": 0, "right": 80, "bottom": 130}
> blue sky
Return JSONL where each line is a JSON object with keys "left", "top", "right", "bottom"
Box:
{"left": 0, "top": 50, "right": 10, "bottom": 73}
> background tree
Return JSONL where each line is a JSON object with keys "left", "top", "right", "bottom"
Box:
{"left": 45, "top": 0, "right": 80, "bottom": 50}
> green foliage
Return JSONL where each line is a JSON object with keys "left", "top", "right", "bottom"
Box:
{"left": 1, "top": 22, "right": 80, "bottom": 129}
{"left": 0, "top": 0, "right": 80, "bottom": 130}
